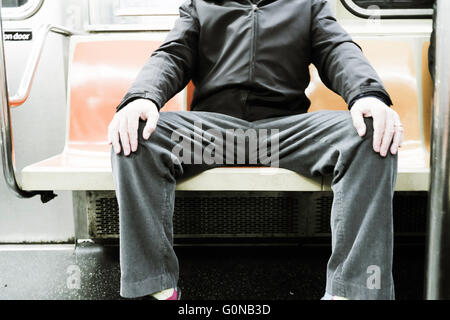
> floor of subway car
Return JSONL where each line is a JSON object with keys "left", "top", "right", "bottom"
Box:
{"left": 0, "top": 242, "right": 425, "bottom": 300}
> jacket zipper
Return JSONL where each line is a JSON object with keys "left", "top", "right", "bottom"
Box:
{"left": 249, "top": 2, "right": 258, "bottom": 82}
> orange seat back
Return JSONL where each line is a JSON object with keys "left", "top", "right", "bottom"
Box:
{"left": 307, "top": 39, "right": 420, "bottom": 145}
{"left": 69, "top": 40, "right": 186, "bottom": 146}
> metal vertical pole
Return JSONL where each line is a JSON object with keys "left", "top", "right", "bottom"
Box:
{"left": 0, "top": 3, "right": 24, "bottom": 196}
{"left": 425, "top": 0, "right": 450, "bottom": 300}
{"left": 0, "top": 4, "right": 56, "bottom": 202}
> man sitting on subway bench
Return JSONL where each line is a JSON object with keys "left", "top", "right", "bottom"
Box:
{"left": 108, "top": 0, "right": 402, "bottom": 300}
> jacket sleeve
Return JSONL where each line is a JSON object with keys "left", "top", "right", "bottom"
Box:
{"left": 116, "top": 0, "right": 199, "bottom": 112}
{"left": 310, "top": 0, "right": 393, "bottom": 108}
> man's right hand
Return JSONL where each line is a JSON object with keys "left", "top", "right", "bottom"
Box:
{"left": 108, "top": 99, "right": 160, "bottom": 156}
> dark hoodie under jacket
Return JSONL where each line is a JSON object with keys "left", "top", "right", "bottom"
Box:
{"left": 116, "top": 0, "right": 393, "bottom": 121}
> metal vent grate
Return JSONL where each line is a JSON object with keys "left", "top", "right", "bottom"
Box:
{"left": 312, "top": 192, "right": 428, "bottom": 236}
{"left": 86, "top": 191, "right": 427, "bottom": 240}
{"left": 392, "top": 193, "right": 428, "bottom": 234}
{"left": 173, "top": 195, "right": 302, "bottom": 236}
{"left": 93, "top": 197, "right": 119, "bottom": 236}
{"left": 314, "top": 195, "right": 333, "bottom": 234}
{"left": 87, "top": 191, "right": 308, "bottom": 239}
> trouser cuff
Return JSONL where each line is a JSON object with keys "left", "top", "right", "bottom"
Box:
{"left": 120, "top": 273, "right": 178, "bottom": 299}
{"left": 326, "top": 278, "right": 395, "bottom": 300}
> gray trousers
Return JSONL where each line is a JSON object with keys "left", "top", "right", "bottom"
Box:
{"left": 111, "top": 110, "right": 397, "bottom": 300}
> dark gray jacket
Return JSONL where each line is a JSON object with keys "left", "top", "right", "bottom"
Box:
{"left": 117, "top": 0, "right": 392, "bottom": 121}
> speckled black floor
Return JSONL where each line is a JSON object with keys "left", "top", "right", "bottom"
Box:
{"left": 0, "top": 241, "right": 425, "bottom": 300}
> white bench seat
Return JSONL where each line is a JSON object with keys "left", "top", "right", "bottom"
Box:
{"left": 21, "top": 144, "right": 430, "bottom": 192}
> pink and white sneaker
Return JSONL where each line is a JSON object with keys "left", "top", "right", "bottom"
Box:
{"left": 147, "top": 288, "right": 181, "bottom": 301}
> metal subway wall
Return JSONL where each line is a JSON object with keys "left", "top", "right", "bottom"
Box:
{"left": 0, "top": 0, "right": 87, "bottom": 243}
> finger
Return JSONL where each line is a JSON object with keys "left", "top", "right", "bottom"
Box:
{"left": 372, "top": 109, "right": 386, "bottom": 154}
{"left": 351, "top": 108, "right": 367, "bottom": 137}
{"left": 109, "top": 119, "right": 121, "bottom": 154}
{"left": 398, "top": 124, "right": 404, "bottom": 148}
{"left": 390, "top": 133, "right": 400, "bottom": 155}
{"left": 128, "top": 115, "right": 139, "bottom": 153}
{"left": 391, "top": 123, "right": 404, "bottom": 154}
{"left": 380, "top": 111, "right": 396, "bottom": 157}
{"left": 143, "top": 113, "right": 158, "bottom": 140}
{"left": 119, "top": 117, "right": 131, "bottom": 156}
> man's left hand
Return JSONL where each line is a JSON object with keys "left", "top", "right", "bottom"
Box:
{"left": 350, "top": 97, "right": 404, "bottom": 157}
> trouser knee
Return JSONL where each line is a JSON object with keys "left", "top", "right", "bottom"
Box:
{"left": 335, "top": 115, "right": 398, "bottom": 181}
